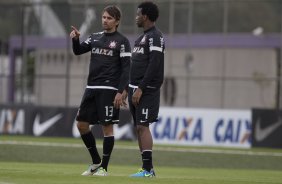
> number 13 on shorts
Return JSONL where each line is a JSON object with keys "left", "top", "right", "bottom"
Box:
{"left": 105, "top": 106, "right": 114, "bottom": 117}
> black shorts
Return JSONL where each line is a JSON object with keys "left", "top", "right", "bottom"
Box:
{"left": 76, "top": 88, "right": 119, "bottom": 125}
{"left": 128, "top": 86, "right": 160, "bottom": 126}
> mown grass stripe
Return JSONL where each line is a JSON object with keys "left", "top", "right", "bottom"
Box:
{"left": 1, "top": 140, "right": 282, "bottom": 157}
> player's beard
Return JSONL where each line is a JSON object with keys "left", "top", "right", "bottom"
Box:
{"left": 136, "top": 21, "right": 143, "bottom": 28}
{"left": 103, "top": 24, "right": 109, "bottom": 30}
{"left": 103, "top": 23, "right": 117, "bottom": 32}
{"left": 103, "top": 24, "right": 111, "bottom": 32}
{"left": 136, "top": 17, "right": 145, "bottom": 28}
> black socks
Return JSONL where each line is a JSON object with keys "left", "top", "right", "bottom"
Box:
{"left": 81, "top": 131, "right": 101, "bottom": 164}
{"left": 142, "top": 150, "right": 153, "bottom": 172}
{"left": 101, "top": 136, "right": 115, "bottom": 171}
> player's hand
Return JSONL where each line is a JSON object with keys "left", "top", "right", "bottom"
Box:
{"left": 113, "top": 92, "right": 126, "bottom": 109}
{"left": 70, "top": 26, "right": 80, "bottom": 39}
{"left": 121, "top": 90, "right": 128, "bottom": 107}
{"left": 132, "top": 88, "right": 142, "bottom": 107}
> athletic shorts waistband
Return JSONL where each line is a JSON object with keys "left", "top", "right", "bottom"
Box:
{"left": 86, "top": 85, "right": 118, "bottom": 90}
{"left": 129, "top": 84, "right": 138, "bottom": 89}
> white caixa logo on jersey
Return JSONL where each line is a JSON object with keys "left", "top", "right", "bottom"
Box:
{"left": 133, "top": 47, "right": 144, "bottom": 54}
{"left": 92, "top": 48, "right": 113, "bottom": 56}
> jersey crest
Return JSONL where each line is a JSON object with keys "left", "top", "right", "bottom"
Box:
{"left": 140, "top": 36, "right": 146, "bottom": 45}
{"left": 109, "top": 41, "right": 117, "bottom": 49}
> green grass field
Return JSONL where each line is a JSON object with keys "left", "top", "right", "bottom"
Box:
{"left": 1, "top": 135, "right": 282, "bottom": 184}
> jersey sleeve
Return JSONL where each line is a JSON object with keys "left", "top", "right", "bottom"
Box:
{"left": 117, "top": 38, "right": 131, "bottom": 93}
{"left": 138, "top": 33, "right": 165, "bottom": 91}
{"left": 72, "top": 35, "right": 92, "bottom": 55}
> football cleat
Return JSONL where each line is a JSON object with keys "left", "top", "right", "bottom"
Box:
{"left": 81, "top": 163, "right": 101, "bottom": 176}
{"left": 93, "top": 167, "right": 108, "bottom": 176}
{"left": 130, "top": 168, "right": 156, "bottom": 178}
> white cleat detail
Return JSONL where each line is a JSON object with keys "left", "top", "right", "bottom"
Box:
{"left": 93, "top": 167, "right": 108, "bottom": 176}
{"left": 81, "top": 163, "right": 101, "bottom": 176}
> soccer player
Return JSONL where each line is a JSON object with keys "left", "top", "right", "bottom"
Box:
{"left": 70, "top": 5, "right": 131, "bottom": 176}
{"left": 128, "top": 1, "right": 165, "bottom": 177}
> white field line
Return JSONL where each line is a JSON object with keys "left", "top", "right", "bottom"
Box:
{"left": 1, "top": 140, "right": 282, "bottom": 157}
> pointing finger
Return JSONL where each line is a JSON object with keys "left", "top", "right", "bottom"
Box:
{"left": 71, "top": 26, "right": 79, "bottom": 32}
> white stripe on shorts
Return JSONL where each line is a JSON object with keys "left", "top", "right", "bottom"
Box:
{"left": 129, "top": 84, "right": 138, "bottom": 89}
{"left": 86, "top": 85, "right": 118, "bottom": 90}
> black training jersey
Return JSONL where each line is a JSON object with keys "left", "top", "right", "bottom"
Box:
{"left": 72, "top": 31, "right": 131, "bottom": 93}
{"left": 129, "top": 26, "right": 165, "bottom": 91}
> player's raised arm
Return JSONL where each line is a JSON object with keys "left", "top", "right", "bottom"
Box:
{"left": 70, "top": 26, "right": 91, "bottom": 55}
{"left": 70, "top": 26, "right": 81, "bottom": 39}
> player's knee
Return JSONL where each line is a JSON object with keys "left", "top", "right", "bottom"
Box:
{"left": 136, "top": 124, "right": 148, "bottom": 134}
{"left": 76, "top": 121, "right": 90, "bottom": 133}
{"left": 102, "top": 125, "right": 114, "bottom": 136}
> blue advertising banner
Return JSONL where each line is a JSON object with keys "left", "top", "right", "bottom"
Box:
{"left": 151, "top": 107, "right": 251, "bottom": 148}
{"left": 1, "top": 104, "right": 254, "bottom": 148}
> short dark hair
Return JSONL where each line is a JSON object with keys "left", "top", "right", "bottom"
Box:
{"left": 103, "top": 5, "right": 121, "bottom": 21}
{"left": 138, "top": 1, "right": 159, "bottom": 22}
